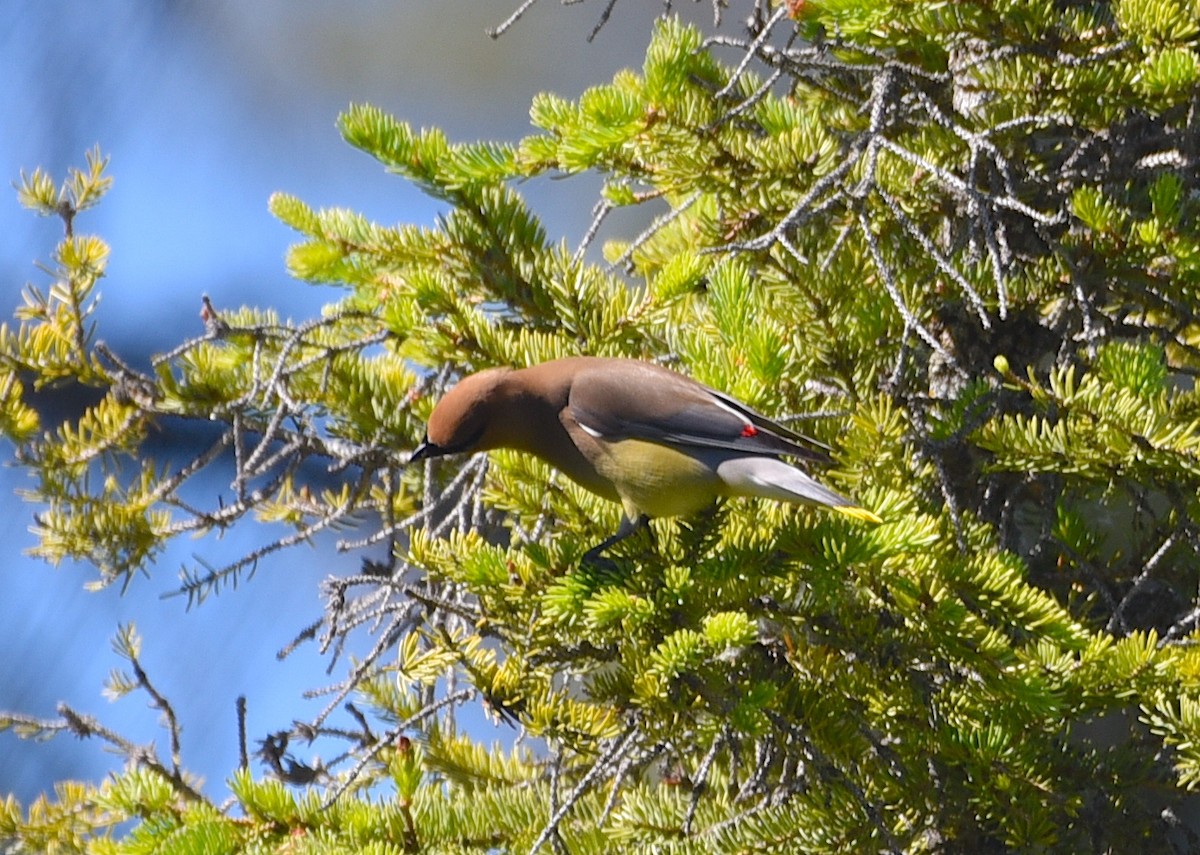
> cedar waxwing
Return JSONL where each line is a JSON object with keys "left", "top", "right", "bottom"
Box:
{"left": 410, "top": 357, "right": 881, "bottom": 561}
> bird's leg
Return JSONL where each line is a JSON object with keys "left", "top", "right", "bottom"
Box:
{"left": 582, "top": 514, "right": 649, "bottom": 566}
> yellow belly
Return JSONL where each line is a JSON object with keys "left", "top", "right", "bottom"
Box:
{"left": 591, "top": 438, "right": 721, "bottom": 519}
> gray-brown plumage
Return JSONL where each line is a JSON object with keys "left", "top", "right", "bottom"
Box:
{"left": 410, "top": 357, "right": 880, "bottom": 560}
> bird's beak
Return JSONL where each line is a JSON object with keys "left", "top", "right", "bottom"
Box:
{"left": 409, "top": 437, "right": 437, "bottom": 464}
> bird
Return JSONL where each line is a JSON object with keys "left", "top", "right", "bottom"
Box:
{"left": 409, "top": 357, "right": 881, "bottom": 562}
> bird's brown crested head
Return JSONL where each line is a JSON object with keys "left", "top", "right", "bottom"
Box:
{"left": 410, "top": 367, "right": 512, "bottom": 463}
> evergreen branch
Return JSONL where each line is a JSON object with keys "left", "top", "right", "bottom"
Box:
{"left": 585, "top": 0, "right": 619, "bottom": 43}
{"left": 683, "top": 727, "right": 727, "bottom": 835}
{"left": 606, "top": 192, "right": 700, "bottom": 273}
{"left": 572, "top": 198, "right": 612, "bottom": 267}
{"left": 546, "top": 744, "right": 567, "bottom": 855}
{"left": 736, "top": 735, "right": 777, "bottom": 802}
{"left": 528, "top": 722, "right": 641, "bottom": 855}
{"left": 117, "top": 625, "right": 186, "bottom": 778}
{"left": 725, "top": 142, "right": 863, "bottom": 253}
{"left": 237, "top": 695, "right": 249, "bottom": 771}
{"left": 148, "top": 429, "right": 236, "bottom": 506}
{"left": 278, "top": 330, "right": 390, "bottom": 383}
{"left": 308, "top": 607, "right": 415, "bottom": 730}
{"left": 702, "top": 793, "right": 776, "bottom": 845}
{"left": 171, "top": 465, "right": 371, "bottom": 603}
{"left": 159, "top": 457, "right": 296, "bottom": 541}
{"left": 857, "top": 208, "right": 960, "bottom": 372}
{"left": 317, "top": 576, "right": 393, "bottom": 658}
{"left": 714, "top": 4, "right": 789, "bottom": 100}
{"left": 320, "top": 688, "right": 476, "bottom": 808}
{"left": 338, "top": 454, "right": 490, "bottom": 552}
{"left": 875, "top": 136, "right": 1065, "bottom": 227}
{"left": 818, "top": 214, "right": 858, "bottom": 275}
{"left": 598, "top": 743, "right": 661, "bottom": 827}
{"left": 400, "top": 581, "right": 488, "bottom": 629}
{"left": 874, "top": 184, "right": 991, "bottom": 329}
{"left": 57, "top": 702, "right": 206, "bottom": 804}
{"left": 488, "top": 0, "right": 539, "bottom": 39}
{"left": 318, "top": 585, "right": 425, "bottom": 665}
{"left": 94, "top": 341, "right": 159, "bottom": 407}
{"left": 764, "top": 712, "right": 901, "bottom": 854}
{"left": 977, "top": 197, "right": 1011, "bottom": 321}
{"left": 1108, "top": 529, "right": 1183, "bottom": 636}
{"left": 277, "top": 614, "right": 325, "bottom": 662}
{"left": 1165, "top": 608, "right": 1200, "bottom": 644}
{"left": 235, "top": 402, "right": 300, "bottom": 485}
{"left": 707, "top": 65, "right": 785, "bottom": 131}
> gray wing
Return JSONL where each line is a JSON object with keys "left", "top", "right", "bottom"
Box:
{"left": 567, "top": 360, "right": 829, "bottom": 462}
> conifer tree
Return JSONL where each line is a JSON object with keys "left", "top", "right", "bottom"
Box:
{"left": 5, "top": 2, "right": 1200, "bottom": 851}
